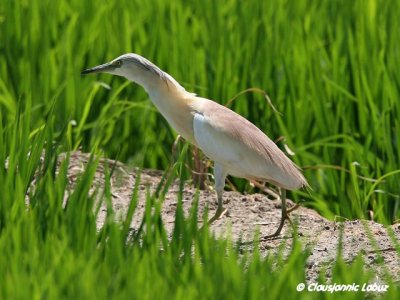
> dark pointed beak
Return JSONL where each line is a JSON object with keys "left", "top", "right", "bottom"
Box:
{"left": 81, "top": 62, "right": 115, "bottom": 75}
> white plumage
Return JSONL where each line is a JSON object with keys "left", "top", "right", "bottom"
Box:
{"left": 191, "top": 98, "right": 306, "bottom": 190}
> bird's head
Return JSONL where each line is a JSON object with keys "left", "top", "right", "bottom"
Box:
{"left": 81, "top": 53, "right": 173, "bottom": 91}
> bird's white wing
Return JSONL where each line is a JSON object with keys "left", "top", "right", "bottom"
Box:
{"left": 192, "top": 99, "right": 307, "bottom": 190}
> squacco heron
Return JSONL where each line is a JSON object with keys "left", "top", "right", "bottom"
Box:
{"left": 82, "top": 53, "right": 308, "bottom": 238}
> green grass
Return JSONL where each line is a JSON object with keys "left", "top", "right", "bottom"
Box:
{"left": 0, "top": 116, "right": 397, "bottom": 299}
{"left": 0, "top": 0, "right": 399, "bottom": 298}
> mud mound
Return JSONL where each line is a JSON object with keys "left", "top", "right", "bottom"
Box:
{"left": 58, "top": 151, "right": 400, "bottom": 283}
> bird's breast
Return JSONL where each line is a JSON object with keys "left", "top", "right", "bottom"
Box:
{"left": 148, "top": 90, "right": 197, "bottom": 144}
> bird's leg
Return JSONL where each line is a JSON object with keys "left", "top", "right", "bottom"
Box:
{"left": 264, "top": 188, "right": 288, "bottom": 239}
{"left": 208, "top": 163, "right": 228, "bottom": 224}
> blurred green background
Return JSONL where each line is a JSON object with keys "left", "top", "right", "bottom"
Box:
{"left": 1, "top": 0, "right": 399, "bottom": 223}
{"left": 1, "top": 1, "right": 400, "bottom": 299}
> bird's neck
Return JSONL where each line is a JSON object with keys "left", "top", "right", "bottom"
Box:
{"left": 123, "top": 68, "right": 185, "bottom": 96}
{"left": 130, "top": 71, "right": 197, "bottom": 144}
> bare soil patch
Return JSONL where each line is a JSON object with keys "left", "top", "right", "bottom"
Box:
{"left": 57, "top": 151, "right": 400, "bottom": 283}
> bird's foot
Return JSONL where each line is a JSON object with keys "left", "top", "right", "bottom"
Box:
{"left": 261, "top": 213, "right": 294, "bottom": 241}
{"left": 207, "top": 207, "right": 228, "bottom": 225}
{"left": 287, "top": 203, "right": 301, "bottom": 214}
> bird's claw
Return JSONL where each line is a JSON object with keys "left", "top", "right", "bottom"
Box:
{"left": 208, "top": 208, "right": 228, "bottom": 225}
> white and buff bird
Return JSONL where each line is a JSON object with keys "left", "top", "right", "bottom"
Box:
{"left": 82, "top": 53, "right": 308, "bottom": 237}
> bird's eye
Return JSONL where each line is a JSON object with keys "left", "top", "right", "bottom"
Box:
{"left": 113, "top": 59, "right": 122, "bottom": 67}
